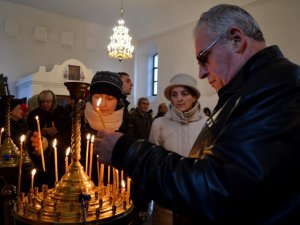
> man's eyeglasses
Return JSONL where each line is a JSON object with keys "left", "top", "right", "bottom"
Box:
{"left": 197, "top": 37, "right": 221, "bottom": 66}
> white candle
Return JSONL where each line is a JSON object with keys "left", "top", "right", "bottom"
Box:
{"left": 127, "top": 177, "right": 131, "bottom": 204}
{"left": 88, "top": 135, "right": 95, "bottom": 177}
{"left": 0, "top": 127, "right": 4, "bottom": 146}
{"left": 100, "top": 163, "right": 104, "bottom": 185}
{"left": 53, "top": 139, "right": 58, "bottom": 183}
{"left": 31, "top": 168, "right": 37, "bottom": 189}
{"left": 65, "top": 147, "right": 70, "bottom": 172}
{"left": 97, "top": 155, "right": 100, "bottom": 185}
{"left": 96, "top": 98, "right": 106, "bottom": 128}
{"left": 35, "top": 116, "right": 46, "bottom": 172}
{"left": 85, "top": 133, "right": 90, "bottom": 173}
{"left": 17, "top": 135, "right": 25, "bottom": 196}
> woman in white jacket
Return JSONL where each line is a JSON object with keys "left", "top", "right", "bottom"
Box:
{"left": 149, "top": 73, "right": 206, "bottom": 225}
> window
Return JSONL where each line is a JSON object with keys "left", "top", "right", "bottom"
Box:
{"left": 152, "top": 53, "right": 158, "bottom": 96}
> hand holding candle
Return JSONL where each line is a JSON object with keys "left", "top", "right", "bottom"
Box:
{"left": 35, "top": 116, "right": 46, "bottom": 172}
{"left": 53, "top": 139, "right": 58, "bottom": 183}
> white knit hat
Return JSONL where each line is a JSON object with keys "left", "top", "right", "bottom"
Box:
{"left": 164, "top": 73, "right": 200, "bottom": 101}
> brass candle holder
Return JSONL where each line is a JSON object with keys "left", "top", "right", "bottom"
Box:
{"left": 13, "top": 82, "right": 133, "bottom": 224}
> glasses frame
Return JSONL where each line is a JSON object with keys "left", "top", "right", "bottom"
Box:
{"left": 197, "top": 37, "right": 221, "bottom": 66}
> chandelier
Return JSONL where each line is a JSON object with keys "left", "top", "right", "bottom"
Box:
{"left": 107, "top": 1, "right": 134, "bottom": 61}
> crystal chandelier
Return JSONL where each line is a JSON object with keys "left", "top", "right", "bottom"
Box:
{"left": 107, "top": 1, "right": 134, "bottom": 61}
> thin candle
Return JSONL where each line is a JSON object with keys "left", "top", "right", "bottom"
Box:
{"left": 127, "top": 177, "right": 131, "bottom": 204}
{"left": 53, "top": 139, "right": 58, "bottom": 183}
{"left": 85, "top": 133, "right": 90, "bottom": 173}
{"left": 100, "top": 163, "right": 104, "bottom": 185}
{"left": 96, "top": 98, "right": 106, "bottom": 128}
{"left": 0, "top": 127, "right": 4, "bottom": 146}
{"left": 97, "top": 155, "right": 100, "bottom": 185}
{"left": 65, "top": 147, "right": 70, "bottom": 172}
{"left": 17, "top": 135, "right": 25, "bottom": 197}
{"left": 31, "top": 168, "right": 37, "bottom": 189}
{"left": 35, "top": 116, "right": 46, "bottom": 172}
{"left": 88, "top": 135, "right": 95, "bottom": 178}
{"left": 121, "top": 180, "right": 126, "bottom": 199}
{"left": 107, "top": 166, "right": 111, "bottom": 185}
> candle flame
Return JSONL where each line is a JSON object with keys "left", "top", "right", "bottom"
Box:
{"left": 35, "top": 116, "right": 39, "bottom": 120}
{"left": 0, "top": 127, "right": 4, "bottom": 133}
{"left": 31, "top": 168, "right": 37, "bottom": 176}
{"left": 20, "top": 134, "right": 25, "bottom": 143}
{"left": 97, "top": 98, "right": 102, "bottom": 107}
{"left": 66, "top": 147, "right": 70, "bottom": 156}
{"left": 121, "top": 180, "right": 126, "bottom": 188}
{"left": 86, "top": 133, "right": 91, "bottom": 140}
{"left": 91, "top": 135, "right": 95, "bottom": 143}
{"left": 53, "top": 138, "right": 57, "bottom": 148}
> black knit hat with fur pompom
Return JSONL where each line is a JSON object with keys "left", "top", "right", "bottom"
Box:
{"left": 90, "top": 71, "right": 122, "bottom": 100}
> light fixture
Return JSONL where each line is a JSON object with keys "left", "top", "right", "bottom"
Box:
{"left": 107, "top": 1, "right": 134, "bottom": 61}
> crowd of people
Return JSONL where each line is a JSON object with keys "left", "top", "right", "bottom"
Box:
{"left": 2, "top": 3, "right": 299, "bottom": 225}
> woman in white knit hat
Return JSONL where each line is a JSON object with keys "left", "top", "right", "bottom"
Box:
{"left": 149, "top": 73, "right": 206, "bottom": 225}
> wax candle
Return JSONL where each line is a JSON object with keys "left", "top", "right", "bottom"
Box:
{"left": 121, "top": 180, "right": 126, "bottom": 199}
{"left": 127, "top": 177, "right": 131, "bottom": 204}
{"left": 107, "top": 166, "right": 111, "bottom": 185}
{"left": 35, "top": 116, "right": 46, "bottom": 171}
{"left": 88, "top": 135, "right": 95, "bottom": 177}
{"left": 53, "top": 139, "right": 58, "bottom": 183}
{"left": 65, "top": 147, "right": 70, "bottom": 172}
{"left": 0, "top": 127, "right": 4, "bottom": 146}
{"left": 97, "top": 155, "right": 100, "bottom": 185}
{"left": 31, "top": 168, "right": 37, "bottom": 189}
{"left": 96, "top": 98, "right": 106, "bottom": 128}
{"left": 100, "top": 163, "right": 104, "bottom": 185}
{"left": 85, "top": 133, "right": 90, "bottom": 173}
{"left": 17, "top": 135, "right": 25, "bottom": 196}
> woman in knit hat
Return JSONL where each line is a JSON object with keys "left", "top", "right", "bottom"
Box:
{"left": 84, "top": 71, "right": 124, "bottom": 132}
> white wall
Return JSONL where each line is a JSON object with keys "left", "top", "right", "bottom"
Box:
{"left": 0, "top": 1, "right": 134, "bottom": 97}
{"left": 135, "top": 0, "right": 300, "bottom": 114}
{"left": 1, "top": 0, "right": 300, "bottom": 115}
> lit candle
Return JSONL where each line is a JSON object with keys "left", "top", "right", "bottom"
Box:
{"left": 65, "top": 147, "right": 70, "bottom": 172}
{"left": 121, "top": 180, "right": 126, "bottom": 199}
{"left": 121, "top": 170, "right": 124, "bottom": 184}
{"left": 127, "top": 177, "right": 131, "bottom": 204}
{"left": 85, "top": 133, "right": 90, "bottom": 173}
{"left": 53, "top": 139, "right": 58, "bottom": 183}
{"left": 0, "top": 127, "right": 4, "bottom": 146}
{"left": 31, "top": 168, "right": 37, "bottom": 189}
{"left": 17, "top": 135, "right": 25, "bottom": 196}
{"left": 88, "top": 135, "right": 95, "bottom": 178}
{"left": 96, "top": 98, "right": 106, "bottom": 129}
{"left": 35, "top": 116, "right": 46, "bottom": 172}
{"left": 112, "top": 169, "right": 118, "bottom": 205}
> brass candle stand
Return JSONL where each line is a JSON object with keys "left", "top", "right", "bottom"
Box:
{"left": 13, "top": 82, "right": 133, "bottom": 224}
{"left": 0, "top": 95, "right": 19, "bottom": 167}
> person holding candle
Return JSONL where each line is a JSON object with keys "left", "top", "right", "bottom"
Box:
{"left": 26, "top": 90, "right": 72, "bottom": 188}
{"left": 82, "top": 71, "right": 124, "bottom": 185}
{"left": 94, "top": 4, "right": 300, "bottom": 225}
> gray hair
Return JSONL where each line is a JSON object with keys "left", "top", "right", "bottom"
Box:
{"left": 194, "top": 4, "right": 265, "bottom": 42}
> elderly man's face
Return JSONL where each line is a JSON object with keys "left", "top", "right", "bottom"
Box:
{"left": 194, "top": 25, "right": 238, "bottom": 91}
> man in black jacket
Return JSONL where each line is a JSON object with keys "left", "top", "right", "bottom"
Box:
{"left": 94, "top": 4, "right": 300, "bottom": 225}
